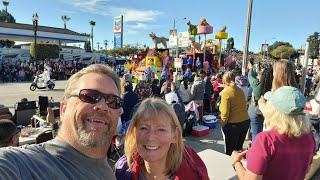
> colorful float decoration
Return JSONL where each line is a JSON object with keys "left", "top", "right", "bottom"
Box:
{"left": 197, "top": 18, "right": 213, "bottom": 63}
{"left": 215, "top": 26, "right": 228, "bottom": 68}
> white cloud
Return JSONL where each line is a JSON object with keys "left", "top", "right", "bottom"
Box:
{"left": 61, "top": 0, "right": 162, "bottom": 22}
{"left": 126, "top": 22, "right": 162, "bottom": 30}
{"left": 60, "top": 0, "right": 163, "bottom": 35}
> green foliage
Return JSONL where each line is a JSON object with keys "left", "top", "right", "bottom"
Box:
{"left": 107, "top": 44, "right": 139, "bottom": 57}
{"left": 0, "top": 9, "right": 15, "bottom": 47}
{"left": 0, "top": 9, "right": 15, "bottom": 22}
{"left": 80, "top": 33, "right": 91, "bottom": 38}
{"left": 89, "top": 20, "right": 96, "bottom": 26}
{"left": 227, "top": 37, "right": 234, "bottom": 51}
{"left": 268, "top": 41, "right": 293, "bottom": 53}
{"left": 30, "top": 43, "right": 59, "bottom": 61}
{"left": 308, "top": 32, "right": 320, "bottom": 59}
{"left": 270, "top": 45, "right": 295, "bottom": 59}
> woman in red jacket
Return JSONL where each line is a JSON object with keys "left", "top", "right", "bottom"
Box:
{"left": 115, "top": 98, "right": 209, "bottom": 180}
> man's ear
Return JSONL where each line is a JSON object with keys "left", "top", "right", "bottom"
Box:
{"left": 60, "top": 101, "right": 67, "bottom": 122}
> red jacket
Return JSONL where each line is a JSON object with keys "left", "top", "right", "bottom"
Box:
{"left": 213, "top": 78, "right": 223, "bottom": 96}
{"left": 115, "top": 146, "right": 209, "bottom": 180}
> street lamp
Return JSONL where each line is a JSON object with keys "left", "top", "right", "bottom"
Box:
{"left": 173, "top": 17, "right": 186, "bottom": 58}
{"left": 263, "top": 37, "right": 276, "bottom": 60}
{"left": 32, "top": 13, "right": 39, "bottom": 62}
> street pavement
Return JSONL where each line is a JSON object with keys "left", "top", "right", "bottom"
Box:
{"left": 0, "top": 80, "right": 319, "bottom": 179}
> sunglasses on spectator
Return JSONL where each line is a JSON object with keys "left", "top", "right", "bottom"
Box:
{"left": 71, "top": 89, "right": 123, "bottom": 109}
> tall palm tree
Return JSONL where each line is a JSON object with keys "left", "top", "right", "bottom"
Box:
{"left": 61, "top": 15, "right": 70, "bottom": 29}
{"left": 2, "top": 1, "right": 9, "bottom": 22}
{"left": 104, "top": 40, "right": 108, "bottom": 50}
{"left": 89, "top": 20, "right": 96, "bottom": 51}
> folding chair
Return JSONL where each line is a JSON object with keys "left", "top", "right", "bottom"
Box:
{"left": 14, "top": 101, "right": 37, "bottom": 126}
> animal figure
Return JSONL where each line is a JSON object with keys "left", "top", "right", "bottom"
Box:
{"left": 198, "top": 18, "right": 210, "bottom": 26}
{"left": 149, "top": 32, "right": 169, "bottom": 49}
{"left": 219, "top": 26, "right": 227, "bottom": 32}
{"left": 187, "top": 21, "right": 197, "bottom": 33}
{"left": 191, "top": 41, "right": 202, "bottom": 53}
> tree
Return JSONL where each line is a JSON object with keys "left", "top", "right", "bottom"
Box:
{"left": 227, "top": 37, "right": 234, "bottom": 52}
{"left": 308, "top": 32, "right": 320, "bottom": 61}
{"left": 61, "top": 15, "right": 70, "bottom": 29}
{"left": 268, "top": 41, "right": 293, "bottom": 53}
{"left": 89, "top": 20, "right": 96, "bottom": 51}
{"left": 2, "top": 1, "right": 9, "bottom": 22}
{"left": 104, "top": 40, "right": 108, "bottom": 50}
{"left": 0, "top": 9, "right": 15, "bottom": 48}
{"left": 0, "top": 9, "right": 15, "bottom": 22}
{"left": 107, "top": 44, "right": 139, "bottom": 57}
{"left": 30, "top": 43, "right": 59, "bottom": 61}
{"left": 270, "top": 45, "right": 296, "bottom": 60}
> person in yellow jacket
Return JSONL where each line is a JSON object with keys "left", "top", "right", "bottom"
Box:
{"left": 219, "top": 71, "right": 250, "bottom": 155}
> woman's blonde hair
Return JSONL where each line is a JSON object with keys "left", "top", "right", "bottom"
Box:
{"left": 222, "top": 71, "right": 237, "bottom": 88}
{"left": 62, "top": 64, "right": 120, "bottom": 103}
{"left": 124, "top": 98, "right": 184, "bottom": 176}
{"left": 272, "top": 59, "right": 298, "bottom": 91}
{"left": 263, "top": 101, "right": 311, "bottom": 137}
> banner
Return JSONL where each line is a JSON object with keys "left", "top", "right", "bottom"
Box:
{"left": 113, "top": 15, "right": 123, "bottom": 48}
{"left": 178, "top": 31, "right": 190, "bottom": 48}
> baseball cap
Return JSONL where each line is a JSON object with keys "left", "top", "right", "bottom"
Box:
{"left": 165, "top": 92, "right": 179, "bottom": 104}
{"left": 264, "top": 86, "right": 306, "bottom": 115}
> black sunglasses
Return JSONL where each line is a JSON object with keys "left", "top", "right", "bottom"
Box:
{"left": 71, "top": 89, "right": 123, "bottom": 109}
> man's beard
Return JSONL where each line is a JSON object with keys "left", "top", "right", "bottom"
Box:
{"left": 76, "top": 112, "right": 114, "bottom": 147}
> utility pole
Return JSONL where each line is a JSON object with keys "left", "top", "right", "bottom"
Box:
{"left": 242, "top": 0, "right": 253, "bottom": 76}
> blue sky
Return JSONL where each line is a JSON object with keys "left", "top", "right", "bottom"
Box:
{"left": 3, "top": 0, "right": 320, "bottom": 52}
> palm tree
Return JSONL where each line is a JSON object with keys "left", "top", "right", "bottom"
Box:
{"left": 89, "top": 20, "right": 96, "bottom": 51}
{"left": 61, "top": 15, "right": 70, "bottom": 29}
{"left": 2, "top": 1, "right": 9, "bottom": 22}
{"left": 104, "top": 40, "right": 108, "bottom": 50}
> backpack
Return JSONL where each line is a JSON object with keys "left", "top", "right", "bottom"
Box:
{"left": 171, "top": 102, "right": 185, "bottom": 129}
{"left": 183, "top": 111, "right": 196, "bottom": 137}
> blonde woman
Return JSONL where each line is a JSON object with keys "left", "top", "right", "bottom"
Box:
{"left": 231, "top": 86, "right": 315, "bottom": 180}
{"left": 115, "top": 98, "right": 209, "bottom": 180}
{"left": 272, "top": 59, "right": 298, "bottom": 91}
{"left": 220, "top": 71, "right": 250, "bottom": 155}
{"left": 259, "top": 59, "right": 299, "bottom": 114}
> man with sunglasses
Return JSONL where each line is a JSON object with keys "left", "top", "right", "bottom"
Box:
{"left": 0, "top": 119, "right": 20, "bottom": 147}
{"left": 0, "top": 64, "right": 122, "bottom": 179}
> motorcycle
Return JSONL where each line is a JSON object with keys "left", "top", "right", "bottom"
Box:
{"left": 30, "top": 70, "right": 55, "bottom": 91}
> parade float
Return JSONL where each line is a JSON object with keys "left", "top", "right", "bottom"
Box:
{"left": 215, "top": 26, "right": 228, "bottom": 68}
{"left": 125, "top": 32, "right": 172, "bottom": 80}
{"left": 185, "top": 18, "right": 218, "bottom": 72}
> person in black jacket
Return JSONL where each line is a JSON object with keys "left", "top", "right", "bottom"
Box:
{"left": 121, "top": 82, "right": 139, "bottom": 122}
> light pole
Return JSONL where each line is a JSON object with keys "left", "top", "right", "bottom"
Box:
{"left": 264, "top": 37, "right": 276, "bottom": 60}
{"left": 242, "top": 0, "right": 253, "bottom": 76}
{"left": 32, "top": 13, "right": 39, "bottom": 62}
{"left": 173, "top": 17, "right": 186, "bottom": 58}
